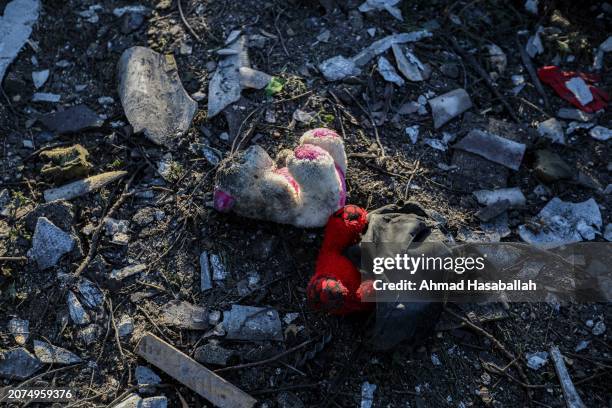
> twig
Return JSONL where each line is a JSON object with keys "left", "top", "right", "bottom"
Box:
{"left": 516, "top": 34, "right": 551, "bottom": 112}
{"left": 0, "top": 256, "right": 27, "bottom": 262}
{"left": 449, "top": 36, "right": 520, "bottom": 123}
{"left": 214, "top": 339, "right": 313, "bottom": 373}
{"left": 550, "top": 346, "right": 586, "bottom": 408}
{"left": 273, "top": 8, "right": 290, "bottom": 57}
{"left": 342, "top": 89, "right": 385, "bottom": 158}
{"left": 178, "top": 0, "right": 203, "bottom": 43}
{"left": 73, "top": 169, "right": 139, "bottom": 277}
{"left": 107, "top": 298, "right": 126, "bottom": 360}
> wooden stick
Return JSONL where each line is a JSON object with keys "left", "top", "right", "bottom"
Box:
{"left": 550, "top": 346, "right": 586, "bottom": 408}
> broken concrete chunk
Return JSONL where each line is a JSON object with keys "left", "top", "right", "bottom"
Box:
{"left": 519, "top": 197, "right": 602, "bottom": 245}
{"left": 392, "top": 44, "right": 430, "bottom": 81}
{"left": 353, "top": 31, "right": 432, "bottom": 67}
{"left": 556, "top": 108, "right": 593, "bottom": 122}
{"left": 116, "top": 314, "right": 134, "bottom": 338}
{"left": 118, "top": 46, "right": 197, "bottom": 147}
{"left": 534, "top": 150, "right": 573, "bottom": 183}
{"left": 0, "top": 347, "right": 42, "bottom": 380}
{"left": 526, "top": 351, "right": 548, "bottom": 370}
{"left": 428, "top": 89, "right": 472, "bottom": 129}
{"left": 208, "top": 36, "right": 248, "bottom": 118}
{"left": 454, "top": 129, "right": 525, "bottom": 171}
{"left": 7, "top": 318, "right": 29, "bottom": 345}
{"left": 67, "top": 291, "right": 90, "bottom": 325}
{"left": 33, "top": 340, "right": 81, "bottom": 364}
{"left": 476, "top": 199, "right": 511, "bottom": 222}
{"left": 28, "top": 217, "right": 75, "bottom": 270}
{"left": 537, "top": 118, "right": 565, "bottom": 144}
{"left": 78, "top": 278, "right": 104, "bottom": 309}
{"left": 32, "top": 69, "right": 49, "bottom": 89}
{"left": 161, "top": 300, "right": 208, "bottom": 330}
{"left": 44, "top": 171, "right": 127, "bottom": 202}
{"left": 239, "top": 67, "right": 271, "bottom": 89}
{"left": 0, "top": 0, "right": 41, "bottom": 83}
{"left": 377, "top": 56, "right": 404, "bottom": 86}
{"left": 136, "top": 365, "right": 161, "bottom": 394}
{"left": 38, "top": 104, "right": 104, "bottom": 134}
{"left": 194, "top": 340, "right": 234, "bottom": 366}
{"left": 200, "top": 251, "right": 212, "bottom": 291}
{"left": 210, "top": 254, "right": 228, "bottom": 280}
{"left": 136, "top": 333, "right": 257, "bottom": 408}
{"left": 473, "top": 187, "right": 526, "bottom": 207}
{"left": 589, "top": 126, "right": 611, "bottom": 141}
{"left": 110, "top": 263, "right": 147, "bottom": 280}
{"left": 224, "top": 305, "right": 283, "bottom": 341}
{"left": 318, "top": 55, "right": 361, "bottom": 81}
{"left": 40, "top": 144, "right": 93, "bottom": 182}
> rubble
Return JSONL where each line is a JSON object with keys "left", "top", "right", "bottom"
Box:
{"left": 194, "top": 340, "right": 234, "bottom": 366}
{"left": 136, "top": 365, "right": 161, "bottom": 394}
{"left": 105, "top": 218, "right": 130, "bottom": 245}
{"left": 592, "top": 321, "right": 606, "bottom": 336}
{"left": 377, "top": 56, "right": 404, "bottom": 86}
{"left": 33, "top": 340, "right": 82, "bottom": 364}
{"left": 32, "top": 92, "right": 61, "bottom": 103}
{"left": 79, "top": 324, "right": 101, "bottom": 345}
{"left": 473, "top": 188, "right": 526, "bottom": 207}
{"left": 113, "top": 394, "right": 143, "bottom": 408}
{"left": 605, "top": 224, "right": 612, "bottom": 242}
{"left": 32, "top": 69, "right": 49, "bottom": 89}
{"left": 525, "top": 351, "right": 548, "bottom": 370}
{"left": 210, "top": 254, "right": 228, "bottom": 281}
{"left": 136, "top": 333, "right": 257, "bottom": 407}
{"left": 110, "top": 263, "right": 147, "bottom": 280}
{"left": 519, "top": 198, "right": 602, "bottom": 245}
{"left": 239, "top": 67, "right": 272, "bottom": 90}
{"left": 28, "top": 217, "right": 75, "bottom": 269}
{"left": 556, "top": 108, "right": 593, "bottom": 122}
{"left": 319, "top": 56, "right": 361, "bottom": 81}
{"left": 161, "top": 300, "right": 208, "bottom": 330}
{"left": 534, "top": 150, "right": 573, "bottom": 182}
{"left": 38, "top": 104, "right": 104, "bottom": 134}
{"left": 0, "top": 0, "right": 41, "bottom": 82}
{"left": 78, "top": 278, "right": 104, "bottom": 308}
{"left": 117, "top": 315, "right": 134, "bottom": 338}
{"left": 593, "top": 35, "right": 612, "bottom": 70}
{"left": 405, "top": 125, "right": 419, "bottom": 144}
{"left": 453, "top": 129, "right": 526, "bottom": 171}
{"left": 485, "top": 44, "right": 507, "bottom": 74}
{"left": 7, "top": 318, "right": 29, "bottom": 345}
{"left": 537, "top": 118, "right": 565, "bottom": 144}
{"left": 208, "top": 35, "right": 247, "bottom": 118}
{"left": 200, "top": 251, "right": 213, "bottom": 291}
{"left": 44, "top": 171, "right": 127, "bottom": 202}
{"left": 361, "top": 381, "right": 377, "bottom": 408}
{"left": 391, "top": 44, "right": 430, "bottom": 82}
{"left": 224, "top": 305, "right": 283, "bottom": 341}
{"left": 359, "top": 0, "right": 403, "bottom": 21}
{"left": 589, "top": 126, "right": 611, "bottom": 141}
{"left": 118, "top": 46, "right": 197, "bottom": 147}
{"left": 0, "top": 348, "right": 42, "bottom": 380}
{"left": 67, "top": 291, "right": 90, "bottom": 325}
{"left": 428, "top": 89, "right": 472, "bottom": 129}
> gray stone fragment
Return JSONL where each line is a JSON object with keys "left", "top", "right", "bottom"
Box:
{"left": 392, "top": 44, "right": 430, "bottom": 82}
{"left": 556, "top": 108, "right": 593, "bottom": 122}
{"left": 79, "top": 324, "right": 101, "bottom": 345}
{"left": 194, "top": 340, "right": 234, "bottom": 366}
{"left": 78, "top": 278, "right": 104, "bottom": 308}
{"left": 476, "top": 199, "right": 511, "bottom": 222}
{"left": 29, "top": 217, "right": 75, "bottom": 269}
{"left": 32, "top": 69, "right": 49, "bottom": 89}
{"left": 473, "top": 188, "right": 526, "bottom": 207}
{"left": 117, "top": 315, "right": 134, "bottom": 338}
{"left": 110, "top": 263, "right": 147, "bottom": 280}
{"left": 534, "top": 150, "right": 573, "bottom": 183}
{"left": 200, "top": 251, "right": 212, "bottom": 291}
{"left": 239, "top": 67, "right": 271, "bottom": 89}
{"left": 33, "top": 340, "right": 81, "bottom": 364}
{"left": 208, "top": 36, "right": 247, "bottom": 118}
{"left": 352, "top": 31, "right": 431, "bottom": 66}
{"left": 210, "top": 254, "right": 227, "bottom": 281}
{"left": 7, "top": 318, "right": 29, "bottom": 345}
{"left": 377, "top": 56, "right": 404, "bottom": 86}
{"left": 605, "top": 224, "right": 612, "bottom": 242}
{"left": 0, "top": 0, "right": 41, "bottom": 82}
{"left": 428, "top": 89, "right": 472, "bottom": 129}
{"left": 161, "top": 300, "right": 208, "bottom": 330}
{"left": 44, "top": 171, "right": 127, "bottom": 202}
{"left": 118, "top": 46, "right": 196, "bottom": 147}
{"left": 113, "top": 394, "right": 143, "bottom": 408}
{"left": 224, "top": 305, "right": 283, "bottom": 341}
{"left": 318, "top": 55, "right": 361, "bottom": 81}
{"left": 525, "top": 351, "right": 548, "bottom": 370}
{"left": 67, "top": 291, "right": 90, "bottom": 325}
{"left": 589, "top": 126, "right": 612, "bottom": 141}
{"left": 454, "top": 129, "right": 525, "bottom": 171}
{"left": 136, "top": 365, "right": 161, "bottom": 394}
{"left": 0, "top": 347, "right": 42, "bottom": 380}
{"left": 142, "top": 396, "right": 167, "bottom": 408}
{"left": 537, "top": 118, "right": 565, "bottom": 144}
{"left": 38, "top": 104, "right": 104, "bottom": 134}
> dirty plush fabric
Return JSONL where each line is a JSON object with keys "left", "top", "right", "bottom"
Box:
{"left": 308, "top": 202, "right": 450, "bottom": 349}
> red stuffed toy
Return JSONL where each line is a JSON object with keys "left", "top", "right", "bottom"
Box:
{"left": 307, "top": 205, "right": 375, "bottom": 315}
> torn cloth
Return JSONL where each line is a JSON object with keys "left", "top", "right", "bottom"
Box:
{"left": 537, "top": 66, "right": 608, "bottom": 113}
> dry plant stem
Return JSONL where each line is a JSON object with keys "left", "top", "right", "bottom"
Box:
{"left": 449, "top": 36, "right": 520, "bottom": 123}
{"left": 0, "top": 256, "right": 27, "bottom": 262}
{"left": 516, "top": 34, "right": 551, "bottom": 112}
{"left": 214, "top": 339, "right": 313, "bottom": 373}
{"left": 178, "top": 0, "right": 203, "bottom": 43}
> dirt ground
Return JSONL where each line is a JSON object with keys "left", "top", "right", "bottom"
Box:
{"left": 1, "top": 0, "right": 611, "bottom": 407}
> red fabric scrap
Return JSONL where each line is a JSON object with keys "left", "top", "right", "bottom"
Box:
{"left": 537, "top": 66, "right": 608, "bottom": 113}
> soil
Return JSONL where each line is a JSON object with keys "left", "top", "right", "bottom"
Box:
{"left": 0, "top": 0, "right": 610, "bottom": 407}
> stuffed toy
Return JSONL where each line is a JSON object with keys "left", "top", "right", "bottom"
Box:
{"left": 213, "top": 128, "right": 347, "bottom": 228}
{"left": 307, "top": 203, "right": 449, "bottom": 350}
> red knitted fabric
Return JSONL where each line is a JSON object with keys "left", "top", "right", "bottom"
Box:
{"left": 307, "top": 205, "right": 375, "bottom": 315}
